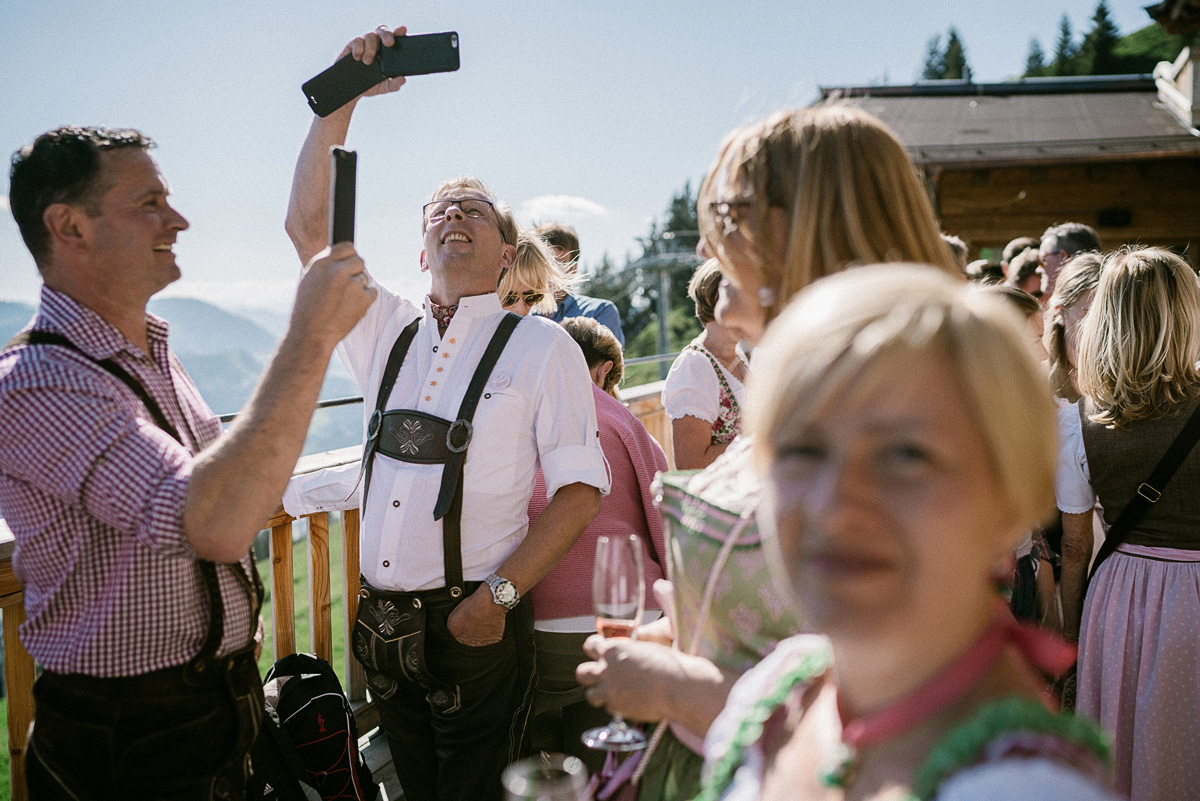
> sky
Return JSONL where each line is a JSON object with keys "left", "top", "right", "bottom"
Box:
{"left": 0, "top": 0, "right": 1157, "bottom": 318}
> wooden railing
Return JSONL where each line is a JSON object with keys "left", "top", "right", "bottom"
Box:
{"left": 0, "top": 381, "right": 669, "bottom": 798}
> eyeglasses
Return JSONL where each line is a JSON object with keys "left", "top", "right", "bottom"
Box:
{"left": 423, "top": 197, "right": 496, "bottom": 225}
{"left": 502, "top": 290, "right": 545, "bottom": 307}
{"left": 708, "top": 199, "right": 755, "bottom": 234}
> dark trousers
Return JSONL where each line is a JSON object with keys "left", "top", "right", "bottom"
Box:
{"left": 528, "top": 630, "right": 610, "bottom": 774}
{"left": 360, "top": 589, "right": 536, "bottom": 801}
{"left": 26, "top": 651, "right": 263, "bottom": 801}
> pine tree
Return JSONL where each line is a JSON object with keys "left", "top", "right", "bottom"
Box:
{"left": 942, "top": 28, "right": 971, "bottom": 80}
{"left": 1079, "top": 0, "right": 1122, "bottom": 74}
{"left": 921, "top": 34, "right": 943, "bottom": 80}
{"left": 1050, "top": 14, "right": 1078, "bottom": 76}
{"left": 1025, "top": 38, "right": 1047, "bottom": 77}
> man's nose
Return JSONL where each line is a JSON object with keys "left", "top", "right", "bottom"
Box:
{"left": 166, "top": 202, "right": 189, "bottom": 232}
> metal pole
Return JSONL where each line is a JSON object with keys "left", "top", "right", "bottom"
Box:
{"left": 657, "top": 264, "right": 671, "bottom": 380}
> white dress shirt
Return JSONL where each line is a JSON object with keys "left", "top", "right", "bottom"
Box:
{"left": 311, "top": 283, "right": 609, "bottom": 591}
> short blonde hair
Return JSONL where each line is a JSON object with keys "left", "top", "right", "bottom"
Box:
{"left": 498, "top": 230, "right": 573, "bottom": 315}
{"left": 697, "top": 104, "right": 960, "bottom": 324}
{"left": 427, "top": 176, "right": 519, "bottom": 247}
{"left": 749, "top": 264, "right": 1057, "bottom": 534}
{"left": 1077, "top": 247, "right": 1200, "bottom": 427}
{"left": 1044, "top": 252, "right": 1103, "bottom": 402}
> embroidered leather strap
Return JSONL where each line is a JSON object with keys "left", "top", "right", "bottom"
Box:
{"left": 361, "top": 317, "right": 421, "bottom": 513}
{"left": 434, "top": 312, "right": 522, "bottom": 596}
{"left": 361, "top": 313, "right": 522, "bottom": 597}
{"left": 4, "top": 329, "right": 263, "bottom": 679}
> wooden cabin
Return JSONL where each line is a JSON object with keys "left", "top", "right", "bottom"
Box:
{"left": 820, "top": 48, "right": 1200, "bottom": 268}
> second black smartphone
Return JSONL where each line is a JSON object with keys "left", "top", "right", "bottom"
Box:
{"left": 302, "top": 31, "right": 461, "bottom": 118}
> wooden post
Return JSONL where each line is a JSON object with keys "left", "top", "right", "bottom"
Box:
{"left": 307, "top": 513, "right": 332, "bottom": 663}
{"left": 3, "top": 602, "right": 34, "bottom": 801}
{"left": 270, "top": 521, "right": 297, "bottom": 658}
{"left": 341, "top": 509, "right": 366, "bottom": 701}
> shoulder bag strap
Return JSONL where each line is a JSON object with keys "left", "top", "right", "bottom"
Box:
{"left": 359, "top": 317, "right": 421, "bottom": 515}
{"left": 1086, "top": 398, "right": 1200, "bottom": 587}
{"left": 434, "top": 312, "right": 522, "bottom": 597}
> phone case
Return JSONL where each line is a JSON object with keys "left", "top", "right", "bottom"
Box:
{"left": 329, "top": 148, "right": 357, "bottom": 245}
{"left": 379, "top": 32, "right": 460, "bottom": 77}
{"left": 302, "top": 55, "right": 385, "bottom": 118}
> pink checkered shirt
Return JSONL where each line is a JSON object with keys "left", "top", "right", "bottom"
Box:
{"left": 0, "top": 287, "right": 258, "bottom": 677}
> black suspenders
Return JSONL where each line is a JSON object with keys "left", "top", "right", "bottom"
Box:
{"left": 4, "top": 330, "right": 264, "bottom": 677}
{"left": 360, "top": 312, "right": 522, "bottom": 597}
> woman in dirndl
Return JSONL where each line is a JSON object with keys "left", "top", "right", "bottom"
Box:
{"left": 1057, "top": 246, "right": 1200, "bottom": 801}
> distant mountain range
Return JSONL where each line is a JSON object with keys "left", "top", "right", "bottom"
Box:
{"left": 0, "top": 296, "right": 361, "bottom": 456}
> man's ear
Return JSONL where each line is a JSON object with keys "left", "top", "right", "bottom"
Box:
{"left": 419, "top": 249, "right": 429, "bottom": 273}
{"left": 42, "top": 203, "right": 89, "bottom": 256}
{"left": 500, "top": 243, "right": 516, "bottom": 267}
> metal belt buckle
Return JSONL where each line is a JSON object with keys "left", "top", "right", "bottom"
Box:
{"left": 1137, "top": 482, "right": 1162, "bottom": 503}
{"left": 446, "top": 419, "right": 472, "bottom": 453}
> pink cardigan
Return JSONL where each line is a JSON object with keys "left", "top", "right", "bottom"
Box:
{"left": 527, "top": 384, "right": 669, "bottom": 620}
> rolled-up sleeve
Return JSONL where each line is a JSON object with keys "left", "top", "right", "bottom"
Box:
{"left": 1055, "top": 403, "right": 1096, "bottom": 514}
{"left": 534, "top": 333, "right": 610, "bottom": 500}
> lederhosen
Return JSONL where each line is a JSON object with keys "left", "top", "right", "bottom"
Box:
{"left": 351, "top": 313, "right": 522, "bottom": 714}
{"left": 8, "top": 331, "right": 265, "bottom": 800}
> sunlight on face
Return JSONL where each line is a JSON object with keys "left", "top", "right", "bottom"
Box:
{"left": 762, "top": 355, "right": 1010, "bottom": 641}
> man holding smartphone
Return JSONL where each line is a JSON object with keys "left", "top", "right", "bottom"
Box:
{"left": 285, "top": 25, "right": 609, "bottom": 801}
{"left": 0, "top": 126, "right": 375, "bottom": 799}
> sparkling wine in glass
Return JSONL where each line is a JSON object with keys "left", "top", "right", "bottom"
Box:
{"left": 582, "top": 534, "right": 647, "bottom": 752}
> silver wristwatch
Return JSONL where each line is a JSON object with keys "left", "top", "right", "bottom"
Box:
{"left": 484, "top": 573, "right": 520, "bottom": 610}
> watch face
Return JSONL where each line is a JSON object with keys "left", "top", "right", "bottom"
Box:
{"left": 493, "top": 580, "right": 518, "bottom": 606}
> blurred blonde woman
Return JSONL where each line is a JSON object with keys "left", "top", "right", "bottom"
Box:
{"left": 498, "top": 230, "right": 572, "bottom": 316}
{"left": 701, "top": 265, "right": 1114, "bottom": 801}
{"left": 1044, "top": 253, "right": 1102, "bottom": 403}
{"left": 577, "top": 104, "right": 959, "bottom": 801}
{"left": 1057, "top": 247, "right": 1200, "bottom": 801}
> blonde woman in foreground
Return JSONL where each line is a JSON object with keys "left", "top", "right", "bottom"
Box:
{"left": 700, "top": 265, "right": 1116, "bottom": 801}
{"left": 576, "top": 103, "right": 960, "bottom": 801}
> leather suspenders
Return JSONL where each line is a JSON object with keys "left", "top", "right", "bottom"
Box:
{"left": 360, "top": 313, "right": 522, "bottom": 597}
{"left": 4, "top": 330, "right": 264, "bottom": 677}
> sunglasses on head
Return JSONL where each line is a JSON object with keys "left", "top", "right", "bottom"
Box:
{"left": 502, "top": 290, "right": 545, "bottom": 307}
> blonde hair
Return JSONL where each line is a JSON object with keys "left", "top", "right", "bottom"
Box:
{"left": 497, "top": 231, "right": 573, "bottom": 315}
{"left": 688, "top": 259, "right": 723, "bottom": 325}
{"left": 1044, "top": 252, "right": 1103, "bottom": 402}
{"left": 749, "top": 264, "right": 1057, "bottom": 533}
{"left": 427, "top": 176, "right": 519, "bottom": 247}
{"left": 1077, "top": 247, "right": 1200, "bottom": 427}
{"left": 697, "top": 104, "right": 960, "bottom": 324}
{"left": 562, "top": 316, "right": 624, "bottom": 398}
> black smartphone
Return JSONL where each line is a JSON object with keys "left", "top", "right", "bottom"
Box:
{"left": 329, "top": 147, "right": 357, "bottom": 246}
{"left": 302, "top": 31, "right": 461, "bottom": 118}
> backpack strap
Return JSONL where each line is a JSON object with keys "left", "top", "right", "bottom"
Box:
{"left": 433, "top": 312, "right": 522, "bottom": 597}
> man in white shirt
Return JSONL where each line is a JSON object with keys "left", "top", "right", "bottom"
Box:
{"left": 285, "top": 25, "right": 608, "bottom": 801}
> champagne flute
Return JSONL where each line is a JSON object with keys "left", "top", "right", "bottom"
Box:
{"left": 502, "top": 754, "right": 587, "bottom": 801}
{"left": 581, "top": 534, "right": 647, "bottom": 751}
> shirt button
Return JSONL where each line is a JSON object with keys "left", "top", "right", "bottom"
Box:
{"left": 433, "top": 346, "right": 438, "bottom": 352}
{"left": 392, "top": 500, "right": 400, "bottom": 507}
{"left": 383, "top": 560, "right": 390, "bottom": 568}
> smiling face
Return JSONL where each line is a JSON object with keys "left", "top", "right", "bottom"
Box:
{"left": 761, "top": 354, "right": 1012, "bottom": 640}
{"left": 421, "top": 189, "right": 515, "bottom": 298}
{"left": 86, "top": 148, "right": 189, "bottom": 296}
